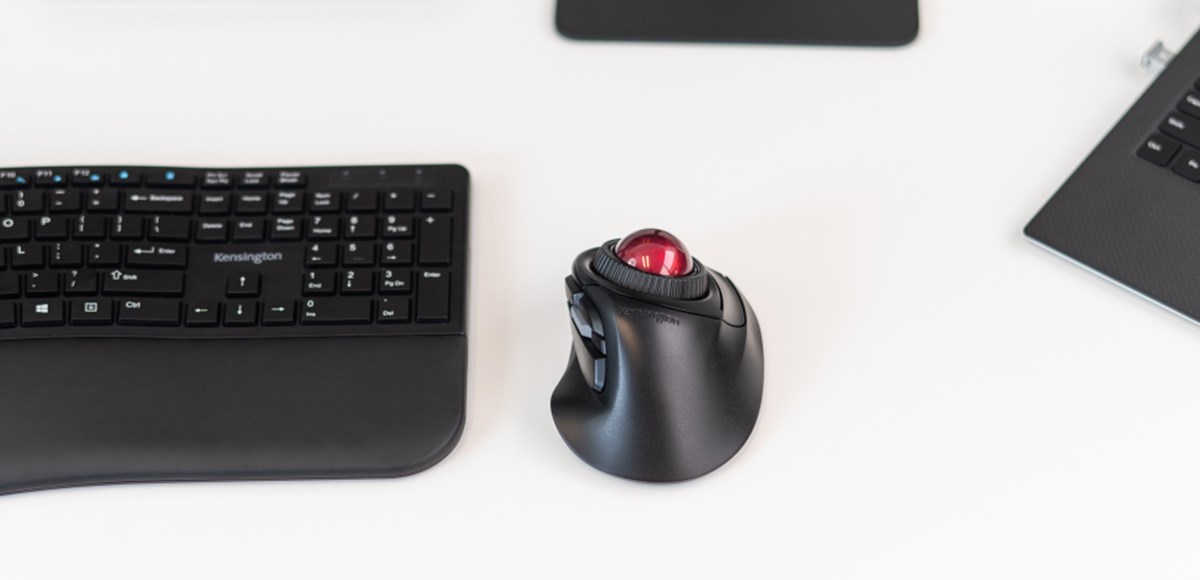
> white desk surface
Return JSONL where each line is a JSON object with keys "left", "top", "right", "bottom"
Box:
{"left": 2, "top": 1, "right": 1199, "bottom": 577}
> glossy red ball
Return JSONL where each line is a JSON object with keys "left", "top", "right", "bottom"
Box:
{"left": 614, "top": 229, "right": 694, "bottom": 277}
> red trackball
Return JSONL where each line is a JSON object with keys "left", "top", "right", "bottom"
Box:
{"left": 614, "top": 229, "right": 694, "bottom": 277}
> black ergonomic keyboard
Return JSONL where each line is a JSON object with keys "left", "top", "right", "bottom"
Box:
{"left": 1026, "top": 28, "right": 1200, "bottom": 325}
{"left": 0, "top": 164, "right": 469, "bottom": 495}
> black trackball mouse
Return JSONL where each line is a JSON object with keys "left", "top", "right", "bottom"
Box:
{"left": 551, "top": 229, "right": 764, "bottom": 482}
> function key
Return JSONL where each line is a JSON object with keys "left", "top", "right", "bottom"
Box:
{"left": 419, "top": 190, "right": 453, "bottom": 211}
{"left": 277, "top": 170, "right": 307, "bottom": 188}
{"left": 238, "top": 170, "right": 270, "bottom": 189}
{"left": 0, "top": 170, "right": 30, "bottom": 189}
{"left": 146, "top": 169, "right": 197, "bottom": 188}
{"left": 1173, "top": 150, "right": 1200, "bottom": 182}
{"left": 71, "top": 169, "right": 105, "bottom": 187}
{"left": 201, "top": 171, "right": 234, "bottom": 190}
{"left": 34, "top": 169, "right": 68, "bottom": 188}
{"left": 1138, "top": 134, "right": 1181, "bottom": 167}
{"left": 111, "top": 169, "right": 142, "bottom": 186}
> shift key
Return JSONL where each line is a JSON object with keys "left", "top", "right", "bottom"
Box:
{"left": 103, "top": 270, "right": 185, "bottom": 296}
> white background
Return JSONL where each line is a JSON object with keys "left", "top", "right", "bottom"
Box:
{"left": 1, "top": 0, "right": 1199, "bottom": 577}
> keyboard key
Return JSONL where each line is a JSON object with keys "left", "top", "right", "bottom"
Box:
{"left": 201, "top": 171, "right": 234, "bottom": 190}
{"left": 308, "top": 216, "right": 339, "bottom": 239}
{"left": 196, "top": 220, "right": 229, "bottom": 243}
{"left": 198, "top": 193, "right": 232, "bottom": 215}
{"left": 382, "top": 215, "right": 414, "bottom": 238}
{"left": 50, "top": 243, "right": 84, "bottom": 268}
{"left": 1172, "top": 151, "right": 1200, "bottom": 182}
{"left": 1162, "top": 113, "right": 1200, "bottom": 150}
{"left": 238, "top": 171, "right": 270, "bottom": 189}
{"left": 384, "top": 190, "right": 415, "bottom": 211}
{"left": 300, "top": 298, "right": 371, "bottom": 325}
{"left": 118, "top": 299, "right": 180, "bottom": 326}
{"left": 111, "top": 215, "right": 144, "bottom": 240}
{"left": 146, "top": 170, "right": 196, "bottom": 188}
{"left": 271, "top": 217, "right": 302, "bottom": 241}
{"left": 1139, "top": 135, "right": 1182, "bottom": 166}
{"left": 127, "top": 243, "right": 188, "bottom": 269}
{"left": 342, "top": 243, "right": 375, "bottom": 267}
{"left": 12, "top": 191, "right": 43, "bottom": 214}
{"left": 378, "top": 297, "right": 411, "bottom": 323}
{"left": 227, "top": 272, "right": 261, "bottom": 297}
{"left": 22, "top": 300, "right": 64, "bottom": 326}
{"left": 341, "top": 270, "right": 373, "bottom": 295}
{"left": 74, "top": 215, "right": 107, "bottom": 240}
{"left": 310, "top": 191, "right": 340, "bottom": 213}
{"left": 345, "top": 216, "right": 377, "bottom": 239}
{"left": 85, "top": 189, "right": 119, "bottom": 212}
{"left": 235, "top": 193, "right": 268, "bottom": 215}
{"left": 185, "top": 303, "right": 220, "bottom": 327}
{"left": 88, "top": 243, "right": 121, "bottom": 267}
{"left": 0, "top": 273, "right": 17, "bottom": 298}
{"left": 346, "top": 191, "right": 378, "bottom": 213}
{"left": 34, "top": 170, "right": 68, "bottom": 188}
{"left": 379, "top": 268, "right": 412, "bottom": 294}
{"left": 64, "top": 270, "right": 98, "bottom": 295}
{"left": 232, "top": 219, "right": 266, "bottom": 242}
{"left": 1181, "top": 93, "right": 1200, "bottom": 120}
{"left": 71, "top": 169, "right": 106, "bottom": 187}
{"left": 125, "top": 191, "right": 193, "bottom": 213}
{"left": 305, "top": 243, "right": 337, "bottom": 268}
{"left": 150, "top": 216, "right": 191, "bottom": 241}
{"left": 419, "top": 190, "right": 453, "bottom": 211}
{"left": 418, "top": 215, "right": 452, "bottom": 265}
{"left": 70, "top": 299, "right": 113, "bottom": 325}
{"left": 0, "top": 217, "right": 29, "bottom": 242}
{"left": 103, "top": 270, "right": 185, "bottom": 296}
{"left": 416, "top": 270, "right": 450, "bottom": 323}
{"left": 25, "top": 271, "right": 59, "bottom": 296}
{"left": 223, "top": 300, "right": 257, "bottom": 326}
{"left": 12, "top": 244, "right": 45, "bottom": 269}
{"left": 48, "top": 190, "right": 81, "bottom": 213}
{"left": 0, "top": 170, "right": 30, "bottom": 190}
{"left": 0, "top": 302, "right": 13, "bottom": 327}
{"left": 110, "top": 169, "right": 141, "bottom": 186}
{"left": 277, "top": 171, "right": 306, "bottom": 188}
{"left": 303, "top": 270, "right": 337, "bottom": 295}
{"left": 273, "top": 191, "right": 304, "bottom": 214}
{"left": 381, "top": 241, "right": 413, "bottom": 265}
{"left": 34, "top": 216, "right": 69, "bottom": 240}
{"left": 262, "top": 302, "right": 295, "bottom": 326}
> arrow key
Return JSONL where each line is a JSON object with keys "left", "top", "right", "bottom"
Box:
{"left": 185, "top": 302, "right": 220, "bottom": 327}
{"left": 227, "top": 272, "right": 261, "bottom": 297}
{"left": 224, "top": 300, "right": 257, "bottom": 326}
{"left": 262, "top": 301, "right": 295, "bottom": 326}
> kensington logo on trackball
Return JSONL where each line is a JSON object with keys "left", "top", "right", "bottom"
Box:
{"left": 212, "top": 251, "right": 285, "bottom": 265}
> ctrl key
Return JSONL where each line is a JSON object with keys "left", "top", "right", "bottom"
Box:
{"left": 118, "top": 299, "right": 180, "bottom": 326}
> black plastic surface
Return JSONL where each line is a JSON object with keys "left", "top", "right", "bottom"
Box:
{"left": 0, "top": 164, "right": 470, "bottom": 495}
{"left": 552, "top": 249, "right": 764, "bottom": 482}
{"left": 556, "top": 0, "right": 919, "bottom": 47}
{"left": 1025, "top": 28, "right": 1200, "bottom": 324}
